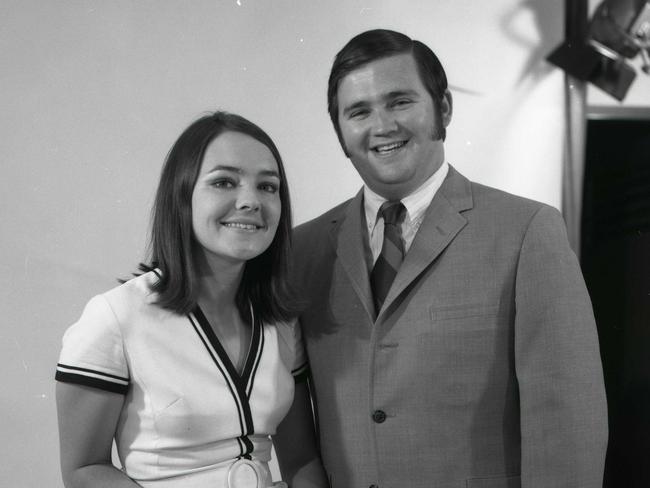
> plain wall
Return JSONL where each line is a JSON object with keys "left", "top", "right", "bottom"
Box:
{"left": 1, "top": 1, "right": 570, "bottom": 486}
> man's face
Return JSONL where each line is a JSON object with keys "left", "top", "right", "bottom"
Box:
{"left": 337, "top": 53, "right": 452, "bottom": 200}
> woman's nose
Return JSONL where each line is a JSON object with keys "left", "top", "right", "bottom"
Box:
{"left": 235, "top": 185, "right": 261, "bottom": 211}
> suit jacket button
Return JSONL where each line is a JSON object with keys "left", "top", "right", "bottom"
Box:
{"left": 372, "top": 409, "right": 387, "bottom": 423}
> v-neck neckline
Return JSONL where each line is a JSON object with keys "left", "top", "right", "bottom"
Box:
{"left": 191, "top": 304, "right": 262, "bottom": 383}
{"left": 187, "top": 304, "right": 266, "bottom": 447}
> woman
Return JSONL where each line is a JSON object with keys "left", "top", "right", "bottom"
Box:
{"left": 55, "top": 112, "right": 327, "bottom": 488}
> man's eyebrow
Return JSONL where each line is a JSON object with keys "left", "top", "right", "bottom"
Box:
{"left": 384, "top": 89, "right": 420, "bottom": 99}
{"left": 206, "top": 164, "right": 280, "bottom": 178}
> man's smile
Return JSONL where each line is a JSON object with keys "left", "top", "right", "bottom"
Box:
{"left": 371, "top": 140, "right": 408, "bottom": 156}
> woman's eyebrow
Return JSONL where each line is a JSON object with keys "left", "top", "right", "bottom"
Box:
{"left": 206, "top": 164, "right": 280, "bottom": 179}
{"left": 206, "top": 164, "right": 241, "bottom": 174}
{"left": 259, "top": 169, "right": 280, "bottom": 178}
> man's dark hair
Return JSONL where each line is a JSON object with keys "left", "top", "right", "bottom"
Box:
{"left": 327, "top": 29, "right": 449, "bottom": 148}
{"left": 142, "top": 111, "right": 296, "bottom": 324}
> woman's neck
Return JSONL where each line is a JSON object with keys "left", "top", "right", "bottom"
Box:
{"left": 193, "top": 255, "right": 250, "bottom": 373}
{"left": 194, "top": 252, "right": 245, "bottom": 314}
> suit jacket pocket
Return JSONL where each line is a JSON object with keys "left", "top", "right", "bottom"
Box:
{"left": 466, "top": 474, "right": 520, "bottom": 488}
{"left": 430, "top": 303, "right": 500, "bottom": 322}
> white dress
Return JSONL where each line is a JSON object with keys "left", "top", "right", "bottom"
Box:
{"left": 56, "top": 271, "right": 307, "bottom": 487}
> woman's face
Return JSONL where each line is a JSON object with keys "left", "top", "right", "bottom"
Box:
{"left": 191, "top": 131, "right": 282, "bottom": 268}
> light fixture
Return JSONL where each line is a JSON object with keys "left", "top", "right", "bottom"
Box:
{"left": 547, "top": 0, "right": 650, "bottom": 100}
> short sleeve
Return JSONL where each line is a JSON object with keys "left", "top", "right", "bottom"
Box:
{"left": 276, "top": 319, "right": 309, "bottom": 383}
{"left": 55, "top": 294, "right": 130, "bottom": 394}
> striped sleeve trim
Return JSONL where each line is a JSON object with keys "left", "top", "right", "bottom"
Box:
{"left": 55, "top": 363, "right": 129, "bottom": 395}
{"left": 292, "top": 361, "right": 309, "bottom": 383}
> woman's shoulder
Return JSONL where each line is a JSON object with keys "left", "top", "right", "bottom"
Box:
{"left": 267, "top": 317, "right": 297, "bottom": 333}
{"left": 266, "top": 318, "right": 308, "bottom": 378}
{"left": 97, "top": 270, "right": 161, "bottom": 318}
{"left": 105, "top": 269, "right": 158, "bottom": 298}
{"left": 60, "top": 271, "right": 167, "bottom": 353}
{"left": 267, "top": 318, "right": 300, "bottom": 351}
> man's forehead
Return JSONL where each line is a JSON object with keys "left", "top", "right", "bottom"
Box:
{"left": 337, "top": 54, "right": 424, "bottom": 103}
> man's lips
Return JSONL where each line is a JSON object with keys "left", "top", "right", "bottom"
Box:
{"left": 371, "top": 140, "right": 408, "bottom": 155}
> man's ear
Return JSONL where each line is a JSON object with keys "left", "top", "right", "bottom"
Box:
{"left": 441, "top": 89, "right": 453, "bottom": 127}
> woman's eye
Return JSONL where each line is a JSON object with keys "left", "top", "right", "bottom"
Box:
{"left": 259, "top": 182, "right": 279, "bottom": 193}
{"left": 212, "top": 179, "right": 235, "bottom": 189}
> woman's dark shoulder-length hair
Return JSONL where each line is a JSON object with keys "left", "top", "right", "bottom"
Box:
{"left": 141, "top": 110, "right": 296, "bottom": 325}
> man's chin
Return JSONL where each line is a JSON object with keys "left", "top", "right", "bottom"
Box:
{"left": 368, "top": 178, "right": 416, "bottom": 200}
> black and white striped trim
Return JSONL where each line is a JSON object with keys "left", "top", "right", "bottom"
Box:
{"left": 55, "top": 363, "right": 129, "bottom": 394}
{"left": 242, "top": 307, "right": 264, "bottom": 399}
{"left": 188, "top": 304, "right": 264, "bottom": 459}
{"left": 236, "top": 436, "right": 255, "bottom": 460}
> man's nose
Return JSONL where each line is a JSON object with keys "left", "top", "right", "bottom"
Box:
{"left": 235, "top": 185, "right": 261, "bottom": 211}
{"left": 371, "top": 110, "right": 398, "bottom": 135}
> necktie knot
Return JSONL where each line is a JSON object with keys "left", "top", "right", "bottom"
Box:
{"left": 380, "top": 201, "right": 406, "bottom": 226}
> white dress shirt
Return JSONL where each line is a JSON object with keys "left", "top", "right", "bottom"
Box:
{"left": 364, "top": 161, "right": 449, "bottom": 264}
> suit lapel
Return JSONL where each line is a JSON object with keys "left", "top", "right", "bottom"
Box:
{"left": 378, "top": 166, "right": 474, "bottom": 320}
{"left": 329, "top": 190, "right": 375, "bottom": 322}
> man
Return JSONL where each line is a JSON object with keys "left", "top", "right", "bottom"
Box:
{"left": 290, "top": 29, "right": 608, "bottom": 487}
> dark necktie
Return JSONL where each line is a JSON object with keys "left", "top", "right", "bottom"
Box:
{"left": 371, "top": 201, "right": 406, "bottom": 314}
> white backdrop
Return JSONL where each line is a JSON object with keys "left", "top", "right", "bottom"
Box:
{"left": 1, "top": 1, "right": 568, "bottom": 486}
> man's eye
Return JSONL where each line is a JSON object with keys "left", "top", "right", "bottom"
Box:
{"left": 392, "top": 99, "right": 412, "bottom": 108}
{"left": 349, "top": 109, "right": 369, "bottom": 119}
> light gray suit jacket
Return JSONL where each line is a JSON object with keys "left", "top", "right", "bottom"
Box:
{"left": 291, "top": 166, "right": 608, "bottom": 488}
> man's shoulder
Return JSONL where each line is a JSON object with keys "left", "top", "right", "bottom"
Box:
{"left": 466, "top": 178, "right": 553, "bottom": 219}
{"left": 444, "top": 167, "right": 563, "bottom": 233}
{"left": 445, "top": 165, "right": 547, "bottom": 216}
{"left": 290, "top": 198, "right": 356, "bottom": 278}
{"left": 462, "top": 181, "right": 573, "bottom": 247}
{"left": 294, "top": 198, "right": 355, "bottom": 238}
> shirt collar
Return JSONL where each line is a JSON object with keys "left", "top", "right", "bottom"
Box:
{"left": 364, "top": 161, "right": 449, "bottom": 231}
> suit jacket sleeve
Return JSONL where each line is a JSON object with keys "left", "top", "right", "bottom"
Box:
{"left": 514, "top": 205, "right": 608, "bottom": 487}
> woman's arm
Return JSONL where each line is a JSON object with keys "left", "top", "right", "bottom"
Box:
{"left": 273, "top": 381, "right": 328, "bottom": 488}
{"left": 56, "top": 382, "right": 141, "bottom": 487}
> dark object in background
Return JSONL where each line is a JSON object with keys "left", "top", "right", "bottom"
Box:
{"left": 581, "top": 115, "right": 650, "bottom": 488}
